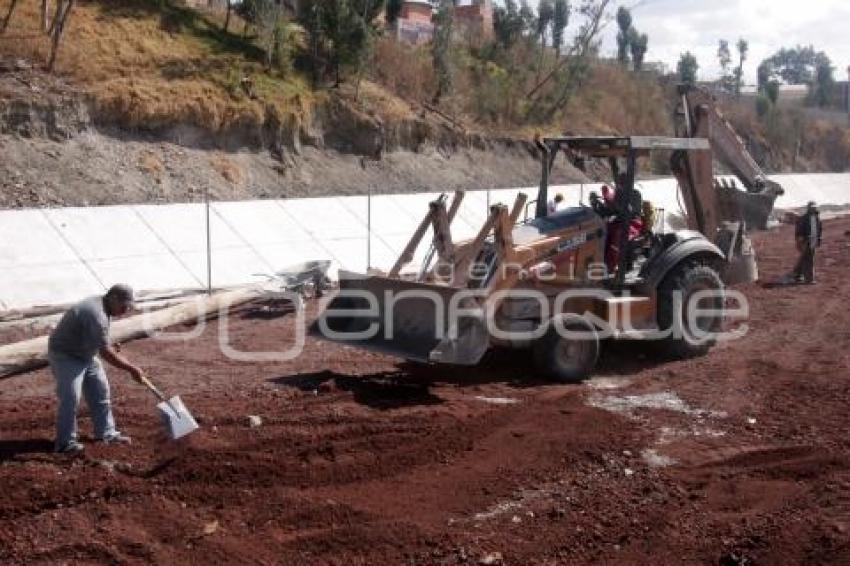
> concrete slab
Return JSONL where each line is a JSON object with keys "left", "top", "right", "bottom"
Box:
{"left": 0, "top": 262, "right": 103, "bottom": 309}
{"left": 135, "top": 203, "right": 244, "bottom": 252}
{"left": 343, "top": 195, "right": 420, "bottom": 237}
{"left": 44, "top": 206, "right": 170, "bottom": 262}
{"left": 0, "top": 209, "right": 78, "bottom": 268}
{"left": 3, "top": 174, "right": 849, "bottom": 309}
{"left": 252, "top": 240, "right": 337, "bottom": 275}
{"left": 179, "top": 247, "right": 271, "bottom": 288}
{"left": 281, "top": 197, "right": 367, "bottom": 241}
{"left": 213, "top": 200, "right": 308, "bottom": 245}
{"left": 87, "top": 254, "right": 201, "bottom": 291}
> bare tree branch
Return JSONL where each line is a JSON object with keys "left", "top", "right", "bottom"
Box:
{"left": 47, "top": 0, "right": 75, "bottom": 72}
{"left": 1, "top": 0, "right": 22, "bottom": 34}
{"left": 41, "top": 0, "right": 52, "bottom": 33}
{"left": 524, "top": 0, "right": 610, "bottom": 101}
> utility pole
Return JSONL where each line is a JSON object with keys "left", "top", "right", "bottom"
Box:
{"left": 205, "top": 185, "right": 212, "bottom": 295}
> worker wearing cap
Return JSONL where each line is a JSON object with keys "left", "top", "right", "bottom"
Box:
{"left": 792, "top": 201, "right": 822, "bottom": 284}
{"left": 547, "top": 193, "right": 564, "bottom": 215}
{"left": 48, "top": 284, "right": 145, "bottom": 453}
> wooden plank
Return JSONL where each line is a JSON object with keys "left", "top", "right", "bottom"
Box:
{"left": 0, "top": 287, "right": 262, "bottom": 379}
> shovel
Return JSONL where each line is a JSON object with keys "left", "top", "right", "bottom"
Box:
{"left": 138, "top": 375, "right": 199, "bottom": 440}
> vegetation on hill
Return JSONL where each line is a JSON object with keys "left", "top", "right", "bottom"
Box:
{"left": 0, "top": 0, "right": 846, "bottom": 172}
{"left": 0, "top": 0, "right": 313, "bottom": 131}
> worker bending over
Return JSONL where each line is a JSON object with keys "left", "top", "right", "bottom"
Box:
{"left": 48, "top": 284, "right": 145, "bottom": 454}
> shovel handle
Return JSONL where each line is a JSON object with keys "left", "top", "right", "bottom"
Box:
{"left": 138, "top": 374, "right": 167, "bottom": 402}
{"left": 139, "top": 375, "right": 185, "bottom": 419}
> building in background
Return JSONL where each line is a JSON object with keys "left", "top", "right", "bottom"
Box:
{"left": 454, "top": 0, "right": 494, "bottom": 43}
{"left": 393, "top": 0, "right": 494, "bottom": 45}
{"left": 395, "top": 0, "right": 435, "bottom": 45}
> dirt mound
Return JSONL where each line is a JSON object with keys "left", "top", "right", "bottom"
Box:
{"left": 0, "top": 218, "right": 848, "bottom": 563}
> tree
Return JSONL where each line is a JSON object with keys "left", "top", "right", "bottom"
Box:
{"left": 47, "top": 0, "right": 75, "bottom": 72}
{"left": 1, "top": 0, "right": 21, "bottom": 34}
{"left": 755, "top": 93, "right": 771, "bottom": 119}
{"left": 493, "top": 0, "right": 524, "bottom": 50}
{"left": 615, "top": 6, "right": 631, "bottom": 66}
{"left": 551, "top": 0, "right": 569, "bottom": 57}
{"left": 298, "top": 0, "right": 384, "bottom": 86}
{"left": 629, "top": 29, "right": 647, "bottom": 71}
{"left": 734, "top": 38, "right": 748, "bottom": 96}
{"left": 764, "top": 80, "right": 779, "bottom": 105}
{"left": 41, "top": 0, "right": 51, "bottom": 32}
{"left": 223, "top": 0, "right": 232, "bottom": 33}
{"left": 534, "top": 0, "right": 554, "bottom": 83}
{"left": 385, "top": 0, "right": 403, "bottom": 26}
{"left": 812, "top": 57, "right": 835, "bottom": 107}
{"left": 677, "top": 51, "right": 698, "bottom": 84}
{"left": 432, "top": 0, "right": 453, "bottom": 103}
{"left": 760, "top": 45, "right": 822, "bottom": 84}
{"left": 243, "top": 0, "right": 285, "bottom": 69}
{"left": 758, "top": 45, "right": 835, "bottom": 107}
{"left": 518, "top": 0, "right": 536, "bottom": 36}
{"left": 536, "top": 0, "right": 554, "bottom": 47}
{"left": 526, "top": 0, "right": 610, "bottom": 122}
{"left": 717, "top": 39, "right": 731, "bottom": 90}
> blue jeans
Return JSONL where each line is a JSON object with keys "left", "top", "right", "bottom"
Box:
{"left": 48, "top": 351, "right": 117, "bottom": 449}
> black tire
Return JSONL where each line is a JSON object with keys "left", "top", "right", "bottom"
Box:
{"left": 656, "top": 261, "right": 724, "bottom": 358}
{"left": 532, "top": 314, "right": 600, "bottom": 383}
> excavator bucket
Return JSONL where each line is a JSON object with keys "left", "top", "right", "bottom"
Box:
{"left": 310, "top": 271, "right": 490, "bottom": 365}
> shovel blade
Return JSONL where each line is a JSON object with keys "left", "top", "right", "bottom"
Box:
{"left": 156, "top": 396, "right": 199, "bottom": 440}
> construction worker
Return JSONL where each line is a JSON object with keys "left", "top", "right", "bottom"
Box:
{"left": 591, "top": 184, "right": 644, "bottom": 274}
{"left": 791, "top": 201, "right": 822, "bottom": 284}
{"left": 48, "top": 284, "right": 144, "bottom": 453}
{"left": 547, "top": 193, "right": 564, "bottom": 215}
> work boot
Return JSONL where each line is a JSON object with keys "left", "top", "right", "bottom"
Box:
{"left": 100, "top": 432, "right": 132, "bottom": 445}
{"left": 56, "top": 440, "right": 85, "bottom": 454}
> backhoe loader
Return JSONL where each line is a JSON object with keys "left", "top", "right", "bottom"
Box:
{"left": 311, "top": 86, "right": 783, "bottom": 381}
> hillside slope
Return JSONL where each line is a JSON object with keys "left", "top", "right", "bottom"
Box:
{"left": 0, "top": 0, "right": 846, "bottom": 208}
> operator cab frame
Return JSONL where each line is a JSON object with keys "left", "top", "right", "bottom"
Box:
{"left": 533, "top": 136, "right": 711, "bottom": 287}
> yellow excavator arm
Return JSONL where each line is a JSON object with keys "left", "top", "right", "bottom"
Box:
{"left": 674, "top": 84, "right": 784, "bottom": 232}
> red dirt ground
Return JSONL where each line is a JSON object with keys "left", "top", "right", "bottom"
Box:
{"left": 1, "top": 218, "right": 848, "bottom": 564}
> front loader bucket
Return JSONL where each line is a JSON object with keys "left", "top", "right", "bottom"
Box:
{"left": 311, "top": 271, "right": 489, "bottom": 365}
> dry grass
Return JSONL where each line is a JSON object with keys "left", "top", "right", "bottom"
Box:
{"left": 137, "top": 149, "right": 164, "bottom": 177}
{"left": 0, "top": 0, "right": 312, "bottom": 132}
{"left": 563, "top": 63, "right": 671, "bottom": 136}
{"left": 337, "top": 79, "right": 416, "bottom": 122}
{"left": 210, "top": 153, "right": 244, "bottom": 185}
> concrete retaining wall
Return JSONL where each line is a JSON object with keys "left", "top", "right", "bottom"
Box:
{"left": 1, "top": 173, "right": 847, "bottom": 310}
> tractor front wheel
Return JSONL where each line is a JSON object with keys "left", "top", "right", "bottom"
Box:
{"left": 533, "top": 314, "right": 600, "bottom": 383}
{"left": 656, "top": 261, "right": 724, "bottom": 358}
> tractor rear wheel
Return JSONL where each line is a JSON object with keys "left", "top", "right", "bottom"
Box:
{"left": 656, "top": 261, "right": 724, "bottom": 358}
{"left": 533, "top": 314, "right": 600, "bottom": 383}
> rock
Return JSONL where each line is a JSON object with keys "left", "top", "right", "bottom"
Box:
{"left": 247, "top": 415, "right": 263, "bottom": 428}
{"left": 202, "top": 520, "right": 219, "bottom": 535}
{"left": 480, "top": 552, "right": 503, "bottom": 565}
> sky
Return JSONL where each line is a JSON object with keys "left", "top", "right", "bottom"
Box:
{"left": 588, "top": 0, "right": 850, "bottom": 83}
